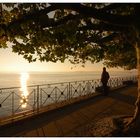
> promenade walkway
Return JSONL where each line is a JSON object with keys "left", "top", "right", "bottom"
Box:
{"left": 0, "top": 85, "right": 137, "bottom": 137}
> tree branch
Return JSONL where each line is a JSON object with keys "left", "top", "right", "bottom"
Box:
{"left": 99, "top": 3, "right": 128, "bottom": 12}
{"left": 7, "top": 5, "right": 57, "bottom": 27}
{"left": 50, "top": 3, "right": 133, "bottom": 26}
{"left": 78, "top": 22, "right": 129, "bottom": 32}
{"left": 100, "top": 33, "right": 119, "bottom": 43}
{"left": 40, "top": 14, "right": 82, "bottom": 28}
{"left": 84, "top": 33, "right": 119, "bottom": 45}
{"left": 1, "top": 3, "right": 132, "bottom": 34}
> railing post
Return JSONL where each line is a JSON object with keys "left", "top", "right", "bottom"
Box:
{"left": 55, "top": 87, "right": 57, "bottom": 103}
{"left": 80, "top": 83, "right": 82, "bottom": 96}
{"left": 40, "top": 88, "right": 42, "bottom": 107}
{"left": 69, "top": 82, "right": 71, "bottom": 100}
{"left": 33, "top": 89, "right": 36, "bottom": 111}
{"left": 118, "top": 78, "right": 120, "bottom": 86}
{"left": 87, "top": 81, "right": 90, "bottom": 95}
{"left": 37, "top": 85, "right": 39, "bottom": 113}
{"left": 116, "top": 78, "right": 117, "bottom": 87}
{"left": 12, "top": 91, "right": 14, "bottom": 117}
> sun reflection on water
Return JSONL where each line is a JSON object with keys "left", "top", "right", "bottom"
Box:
{"left": 20, "top": 72, "right": 29, "bottom": 108}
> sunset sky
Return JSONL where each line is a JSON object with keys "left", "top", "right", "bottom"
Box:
{"left": 0, "top": 47, "right": 125, "bottom": 73}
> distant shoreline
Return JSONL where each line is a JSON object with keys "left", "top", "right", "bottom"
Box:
{"left": 0, "top": 69, "right": 137, "bottom": 74}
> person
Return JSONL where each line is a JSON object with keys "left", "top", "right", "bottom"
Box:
{"left": 101, "top": 67, "right": 110, "bottom": 95}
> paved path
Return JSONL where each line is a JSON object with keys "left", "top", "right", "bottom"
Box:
{"left": 0, "top": 85, "right": 137, "bottom": 136}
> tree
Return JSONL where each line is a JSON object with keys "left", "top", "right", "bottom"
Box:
{"left": 0, "top": 3, "right": 140, "bottom": 133}
{"left": 103, "top": 43, "right": 136, "bottom": 70}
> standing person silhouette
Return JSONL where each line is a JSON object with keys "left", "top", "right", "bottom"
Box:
{"left": 101, "top": 67, "right": 110, "bottom": 95}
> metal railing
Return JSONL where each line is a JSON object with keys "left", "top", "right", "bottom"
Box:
{"left": 0, "top": 76, "right": 137, "bottom": 123}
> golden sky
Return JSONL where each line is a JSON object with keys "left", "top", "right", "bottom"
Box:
{"left": 0, "top": 47, "right": 125, "bottom": 73}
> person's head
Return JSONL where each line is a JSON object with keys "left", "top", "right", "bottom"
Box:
{"left": 103, "top": 67, "right": 106, "bottom": 72}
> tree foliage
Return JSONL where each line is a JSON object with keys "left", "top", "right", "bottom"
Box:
{"left": 0, "top": 3, "right": 138, "bottom": 69}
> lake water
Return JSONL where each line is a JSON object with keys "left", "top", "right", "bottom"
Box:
{"left": 0, "top": 70, "right": 137, "bottom": 88}
{"left": 0, "top": 70, "right": 137, "bottom": 118}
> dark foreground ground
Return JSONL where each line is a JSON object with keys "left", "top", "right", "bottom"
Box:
{"left": 0, "top": 85, "right": 137, "bottom": 137}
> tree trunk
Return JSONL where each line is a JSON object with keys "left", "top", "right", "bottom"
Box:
{"left": 126, "top": 42, "right": 140, "bottom": 129}
{"left": 133, "top": 43, "right": 140, "bottom": 121}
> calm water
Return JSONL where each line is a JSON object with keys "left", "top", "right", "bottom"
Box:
{"left": 0, "top": 70, "right": 137, "bottom": 88}
{"left": 0, "top": 70, "right": 137, "bottom": 117}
